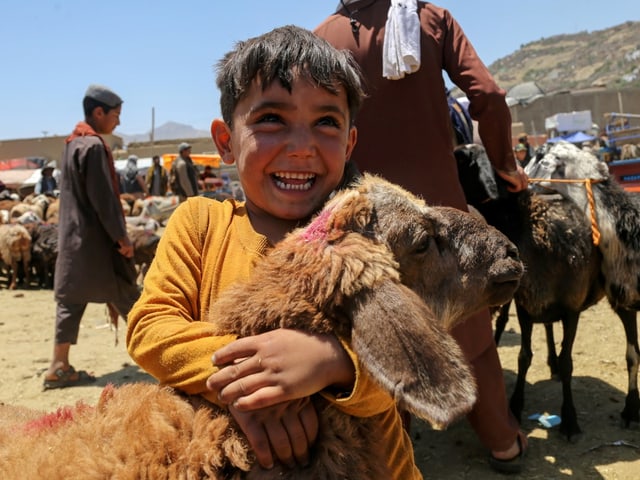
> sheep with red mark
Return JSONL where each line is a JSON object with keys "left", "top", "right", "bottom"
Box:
{"left": 0, "top": 175, "right": 522, "bottom": 479}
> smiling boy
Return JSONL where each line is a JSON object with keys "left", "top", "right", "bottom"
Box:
{"left": 127, "top": 26, "right": 424, "bottom": 478}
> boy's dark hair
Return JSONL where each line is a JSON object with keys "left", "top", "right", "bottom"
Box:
{"left": 82, "top": 97, "right": 118, "bottom": 118}
{"left": 216, "top": 25, "right": 366, "bottom": 128}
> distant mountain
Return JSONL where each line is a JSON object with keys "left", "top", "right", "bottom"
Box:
{"left": 489, "top": 21, "right": 640, "bottom": 93}
{"left": 448, "top": 21, "right": 639, "bottom": 100}
{"left": 118, "top": 121, "right": 209, "bottom": 145}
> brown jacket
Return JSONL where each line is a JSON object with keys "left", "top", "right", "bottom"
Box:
{"left": 316, "top": 1, "right": 517, "bottom": 359}
{"left": 55, "top": 132, "right": 136, "bottom": 305}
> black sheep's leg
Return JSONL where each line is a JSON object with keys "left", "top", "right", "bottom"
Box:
{"left": 510, "top": 305, "right": 533, "bottom": 423}
{"left": 494, "top": 301, "right": 511, "bottom": 345}
{"left": 544, "top": 322, "right": 560, "bottom": 380}
{"left": 558, "top": 312, "right": 581, "bottom": 441}
{"left": 615, "top": 307, "right": 640, "bottom": 427}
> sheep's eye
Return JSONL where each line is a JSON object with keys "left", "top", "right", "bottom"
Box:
{"left": 412, "top": 237, "right": 432, "bottom": 255}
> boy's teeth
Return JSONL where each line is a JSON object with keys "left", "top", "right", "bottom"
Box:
{"left": 274, "top": 172, "right": 315, "bottom": 180}
{"left": 273, "top": 172, "right": 315, "bottom": 191}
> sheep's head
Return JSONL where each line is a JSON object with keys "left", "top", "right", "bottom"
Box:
{"left": 291, "top": 175, "right": 522, "bottom": 428}
{"left": 355, "top": 174, "right": 523, "bottom": 331}
{"left": 525, "top": 141, "right": 610, "bottom": 199}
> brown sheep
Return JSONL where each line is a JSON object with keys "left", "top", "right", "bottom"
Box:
{"left": 44, "top": 198, "right": 60, "bottom": 223}
{"left": 126, "top": 224, "right": 161, "bottom": 284}
{"left": 0, "top": 223, "right": 32, "bottom": 289}
{"left": 0, "top": 175, "right": 523, "bottom": 479}
{"left": 29, "top": 223, "right": 59, "bottom": 288}
{"left": 0, "top": 199, "right": 20, "bottom": 222}
{"left": 8, "top": 202, "right": 43, "bottom": 223}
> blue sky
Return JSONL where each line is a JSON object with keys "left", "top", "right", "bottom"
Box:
{"left": 1, "top": 0, "right": 637, "bottom": 140}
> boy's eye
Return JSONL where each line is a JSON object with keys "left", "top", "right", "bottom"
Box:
{"left": 317, "top": 116, "right": 341, "bottom": 128}
{"left": 256, "top": 113, "right": 281, "bottom": 124}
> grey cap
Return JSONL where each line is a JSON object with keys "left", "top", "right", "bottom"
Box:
{"left": 127, "top": 155, "right": 138, "bottom": 163}
{"left": 178, "top": 142, "right": 191, "bottom": 152}
{"left": 84, "top": 84, "right": 123, "bottom": 108}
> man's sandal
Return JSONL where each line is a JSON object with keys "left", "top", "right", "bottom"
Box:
{"left": 43, "top": 366, "right": 96, "bottom": 391}
{"left": 488, "top": 431, "right": 528, "bottom": 474}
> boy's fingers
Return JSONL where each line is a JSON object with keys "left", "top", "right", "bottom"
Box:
{"left": 231, "top": 385, "right": 287, "bottom": 411}
{"left": 264, "top": 418, "right": 295, "bottom": 469}
{"left": 298, "top": 398, "right": 319, "bottom": 445}
{"left": 282, "top": 399, "right": 316, "bottom": 467}
{"left": 237, "top": 418, "right": 274, "bottom": 470}
{"left": 207, "top": 359, "right": 270, "bottom": 403}
{"left": 211, "top": 338, "right": 257, "bottom": 366}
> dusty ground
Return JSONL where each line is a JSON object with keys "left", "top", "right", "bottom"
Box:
{"left": 1, "top": 286, "right": 639, "bottom": 478}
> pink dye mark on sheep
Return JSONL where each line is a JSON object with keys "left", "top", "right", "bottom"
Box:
{"left": 302, "top": 208, "right": 333, "bottom": 242}
{"left": 23, "top": 403, "right": 92, "bottom": 434}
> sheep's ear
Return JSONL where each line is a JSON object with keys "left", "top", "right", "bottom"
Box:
{"left": 351, "top": 280, "right": 477, "bottom": 429}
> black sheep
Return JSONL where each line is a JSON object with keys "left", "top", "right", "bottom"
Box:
{"left": 455, "top": 143, "right": 604, "bottom": 440}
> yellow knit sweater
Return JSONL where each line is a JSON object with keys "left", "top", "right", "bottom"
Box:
{"left": 126, "top": 197, "right": 422, "bottom": 479}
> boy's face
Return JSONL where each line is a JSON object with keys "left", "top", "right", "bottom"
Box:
{"left": 212, "top": 76, "right": 356, "bottom": 224}
{"left": 92, "top": 105, "right": 121, "bottom": 135}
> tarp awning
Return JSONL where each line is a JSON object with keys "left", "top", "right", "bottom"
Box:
{"left": 547, "top": 131, "right": 597, "bottom": 144}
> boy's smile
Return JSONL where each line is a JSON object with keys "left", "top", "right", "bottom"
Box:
{"left": 272, "top": 171, "right": 316, "bottom": 191}
{"left": 212, "top": 76, "right": 357, "bottom": 241}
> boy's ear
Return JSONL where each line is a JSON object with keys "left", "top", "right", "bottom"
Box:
{"left": 211, "top": 119, "right": 234, "bottom": 165}
{"left": 91, "top": 106, "right": 105, "bottom": 121}
{"left": 345, "top": 126, "right": 357, "bottom": 162}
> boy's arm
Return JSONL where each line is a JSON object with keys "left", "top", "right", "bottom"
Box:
{"left": 321, "top": 338, "right": 396, "bottom": 416}
{"left": 126, "top": 200, "right": 236, "bottom": 405}
{"left": 208, "top": 331, "right": 395, "bottom": 418}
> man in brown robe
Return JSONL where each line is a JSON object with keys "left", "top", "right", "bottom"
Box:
{"left": 316, "top": 1, "right": 528, "bottom": 473}
{"left": 43, "top": 85, "right": 140, "bottom": 390}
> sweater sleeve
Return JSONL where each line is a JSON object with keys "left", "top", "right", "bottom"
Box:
{"left": 321, "top": 338, "right": 396, "bottom": 417}
{"left": 126, "top": 199, "right": 236, "bottom": 405}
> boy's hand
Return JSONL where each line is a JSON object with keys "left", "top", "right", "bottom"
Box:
{"left": 229, "top": 397, "right": 318, "bottom": 470}
{"left": 207, "top": 329, "right": 354, "bottom": 410}
{"left": 116, "top": 237, "right": 134, "bottom": 258}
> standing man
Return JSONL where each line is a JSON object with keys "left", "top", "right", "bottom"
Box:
{"left": 316, "top": 1, "right": 528, "bottom": 474}
{"left": 43, "top": 84, "right": 140, "bottom": 390}
{"left": 120, "top": 154, "right": 149, "bottom": 199}
{"left": 146, "top": 155, "right": 169, "bottom": 196}
{"left": 34, "top": 162, "right": 58, "bottom": 195}
{"left": 170, "top": 142, "right": 199, "bottom": 202}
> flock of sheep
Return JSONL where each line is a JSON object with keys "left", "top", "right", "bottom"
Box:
{"left": 0, "top": 143, "right": 638, "bottom": 477}
{"left": 0, "top": 193, "right": 166, "bottom": 291}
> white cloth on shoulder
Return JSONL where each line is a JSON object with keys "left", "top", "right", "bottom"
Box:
{"left": 382, "top": 0, "right": 421, "bottom": 80}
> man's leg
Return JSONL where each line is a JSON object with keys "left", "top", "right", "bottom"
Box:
{"left": 43, "top": 302, "right": 93, "bottom": 386}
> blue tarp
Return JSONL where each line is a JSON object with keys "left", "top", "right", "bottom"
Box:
{"left": 547, "top": 131, "right": 597, "bottom": 144}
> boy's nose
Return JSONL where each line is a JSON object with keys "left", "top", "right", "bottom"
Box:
{"left": 287, "top": 126, "right": 315, "bottom": 158}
